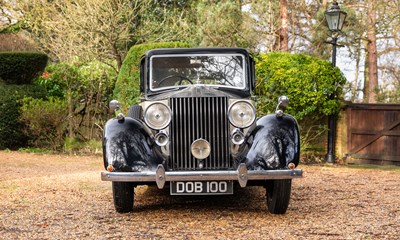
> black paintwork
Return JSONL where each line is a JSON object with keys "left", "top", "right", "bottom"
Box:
{"left": 103, "top": 113, "right": 300, "bottom": 172}
{"left": 245, "top": 114, "right": 300, "bottom": 170}
{"left": 103, "top": 117, "right": 164, "bottom": 172}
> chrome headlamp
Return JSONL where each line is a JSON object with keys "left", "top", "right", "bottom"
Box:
{"left": 228, "top": 101, "right": 256, "bottom": 128}
{"left": 144, "top": 102, "right": 171, "bottom": 130}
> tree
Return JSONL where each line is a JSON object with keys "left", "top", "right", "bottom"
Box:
{"left": 366, "top": 0, "right": 378, "bottom": 103}
{"left": 279, "top": 0, "right": 289, "bottom": 51}
{"left": 195, "top": 1, "right": 258, "bottom": 49}
{"left": 0, "top": 0, "right": 21, "bottom": 29}
{"left": 245, "top": 1, "right": 281, "bottom": 52}
{"left": 17, "top": 0, "right": 151, "bottom": 70}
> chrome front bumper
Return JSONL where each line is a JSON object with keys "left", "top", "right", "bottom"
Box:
{"left": 101, "top": 163, "right": 302, "bottom": 189}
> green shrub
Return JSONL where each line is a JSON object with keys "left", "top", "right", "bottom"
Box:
{"left": 114, "top": 42, "right": 189, "bottom": 112}
{"left": 0, "top": 83, "right": 46, "bottom": 149}
{"left": 33, "top": 64, "right": 68, "bottom": 98}
{"left": 22, "top": 61, "right": 117, "bottom": 150}
{"left": 0, "top": 52, "right": 48, "bottom": 84}
{"left": 20, "top": 97, "right": 68, "bottom": 150}
{"left": 255, "top": 52, "right": 346, "bottom": 120}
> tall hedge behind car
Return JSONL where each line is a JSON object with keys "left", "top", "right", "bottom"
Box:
{"left": 255, "top": 52, "right": 346, "bottom": 121}
{"left": 0, "top": 52, "right": 48, "bottom": 84}
{"left": 0, "top": 83, "right": 46, "bottom": 149}
{"left": 113, "top": 42, "right": 189, "bottom": 112}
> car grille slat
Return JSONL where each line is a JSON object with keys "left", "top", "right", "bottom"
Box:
{"left": 169, "top": 96, "right": 230, "bottom": 170}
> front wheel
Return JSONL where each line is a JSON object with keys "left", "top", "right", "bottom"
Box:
{"left": 112, "top": 182, "right": 134, "bottom": 213}
{"left": 266, "top": 179, "right": 292, "bottom": 214}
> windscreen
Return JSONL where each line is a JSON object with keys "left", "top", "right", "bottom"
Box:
{"left": 150, "top": 54, "right": 246, "bottom": 91}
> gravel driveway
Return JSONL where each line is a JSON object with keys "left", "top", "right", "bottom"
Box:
{"left": 0, "top": 151, "right": 399, "bottom": 239}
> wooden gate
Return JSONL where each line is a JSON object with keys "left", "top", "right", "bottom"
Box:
{"left": 346, "top": 104, "right": 400, "bottom": 165}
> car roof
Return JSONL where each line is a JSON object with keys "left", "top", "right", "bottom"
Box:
{"left": 145, "top": 47, "right": 250, "bottom": 58}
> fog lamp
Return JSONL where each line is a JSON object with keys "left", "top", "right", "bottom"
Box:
{"left": 231, "top": 129, "right": 245, "bottom": 145}
{"left": 155, "top": 132, "right": 169, "bottom": 147}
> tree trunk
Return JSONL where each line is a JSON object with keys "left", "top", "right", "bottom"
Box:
{"left": 279, "top": 0, "right": 289, "bottom": 52}
{"left": 367, "top": 0, "right": 378, "bottom": 103}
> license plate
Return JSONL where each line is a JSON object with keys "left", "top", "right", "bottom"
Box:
{"left": 170, "top": 181, "right": 233, "bottom": 195}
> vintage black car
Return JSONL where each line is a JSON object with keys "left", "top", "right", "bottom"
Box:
{"left": 101, "top": 48, "right": 302, "bottom": 214}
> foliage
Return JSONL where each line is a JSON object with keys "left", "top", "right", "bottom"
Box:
{"left": 18, "top": 0, "right": 150, "bottom": 70}
{"left": 10, "top": 0, "right": 400, "bottom": 104}
{"left": 135, "top": 1, "right": 195, "bottom": 45}
{"left": 298, "top": 120, "right": 327, "bottom": 154}
{"left": 255, "top": 52, "right": 346, "bottom": 121}
{"left": 113, "top": 42, "right": 189, "bottom": 112}
{"left": 21, "top": 61, "right": 117, "bottom": 150}
{"left": 377, "top": 85, "right": 400, "bottom": 103}
{"left": 0, "top": 22, "right": 23, "bottom": 34}
{"left": 195, "top": 1, "right": 258, "bottom": 49}
{"left": 137, "top": 1, "right": 259, "bottom": 50}
{"left": 0, "top": 83, "right": 46, "bottom": 150}
{"left": 20, "top": 97, "right": 68, "bottom": 150}
{"left": 0, "top": 52, "right": 48, "bottom": 84}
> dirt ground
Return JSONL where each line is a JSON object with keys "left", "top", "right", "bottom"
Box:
{"left": 0, "top": 151, "right": 399, "bottom": 239}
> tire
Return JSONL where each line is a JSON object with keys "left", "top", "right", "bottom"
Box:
{"left": 128, "top": 105, "right": 142, "bottom": 119}
{"left": 112, "top": 182, "right": 134, "bottom": 213}
{"left": 266, "top": 179, "right": 292, "bottom": 214}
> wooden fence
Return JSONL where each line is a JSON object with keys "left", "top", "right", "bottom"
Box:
{"left": 338, "top": 103, "right": 400, "bottom": 165}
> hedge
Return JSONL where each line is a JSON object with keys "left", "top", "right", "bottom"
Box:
{"left": 0, "top": 52, "right": 48, "bottom": 84}
{"left": 255, "top": 52, "right": 346, "bottom": 121}
{"left": 113, "top": 42, "right": 189, "bottom": 112}
{"left": 0, "top": 83, "right": 46, "bottom": 149}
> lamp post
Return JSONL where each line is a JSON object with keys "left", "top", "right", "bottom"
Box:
{"left": 324, "top": 1, "right": 347, "bottom": 163}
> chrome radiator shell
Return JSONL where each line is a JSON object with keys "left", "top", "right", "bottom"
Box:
{"left": 169, "top": 96, "right": 231, "bottom": 170}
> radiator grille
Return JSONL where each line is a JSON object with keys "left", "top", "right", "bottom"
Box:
{"left": 169, "top": 97, "right": 231, "bottom": 170}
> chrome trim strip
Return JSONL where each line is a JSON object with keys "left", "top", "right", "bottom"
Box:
{"left": 101, "top": 164, "right": 302, "bottom": 188}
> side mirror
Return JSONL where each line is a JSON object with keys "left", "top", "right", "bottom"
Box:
{"left": 278, "top": 96, "right": 289, "bottom": 108}
{"left": 109, "top": 100, "right": 120, "bottom": 113}
{"left": 275, "top": 96, "right": 289, "bottom": 117}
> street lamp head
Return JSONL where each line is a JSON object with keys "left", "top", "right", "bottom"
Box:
{"left": 325, "top": 1, "right": 347, "bottom": 32}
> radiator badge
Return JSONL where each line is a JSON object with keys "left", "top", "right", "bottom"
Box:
{"left": 191, "top": 139, "right": 211, "bottom": 159}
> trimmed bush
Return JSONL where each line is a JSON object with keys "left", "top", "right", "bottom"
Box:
{"left": 114, "top": 42, "right": 189, "bottom": 111}
{"left": 0, "top": 52, "right": 48, "bottom": 84}
{"left": 0, "top": 83, "right": 46, "bottom": 149}
{"left": 255, "top": 52, "right": 346, "bottom": 120}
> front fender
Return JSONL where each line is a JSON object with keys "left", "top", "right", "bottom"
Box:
{"left": 102, "top": 117, "right": 163, "bottom": 172}
{"left": 245, "top": 114, "right": 300, "bottom": 170}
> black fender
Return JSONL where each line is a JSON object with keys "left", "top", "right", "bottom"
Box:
{"left": 102, "top": 117, "right": 163, "bottom": 172}
{"left": 245, "top": 114, "right": 300, "bottom": 170}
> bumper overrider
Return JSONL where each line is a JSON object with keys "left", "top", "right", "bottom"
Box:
{"left": 101, "top": 163, "right": 302, "bottom": 189}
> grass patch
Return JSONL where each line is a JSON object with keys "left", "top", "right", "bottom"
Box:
{"left": 18, "top": 147, "right": 53, "bottom": 154}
